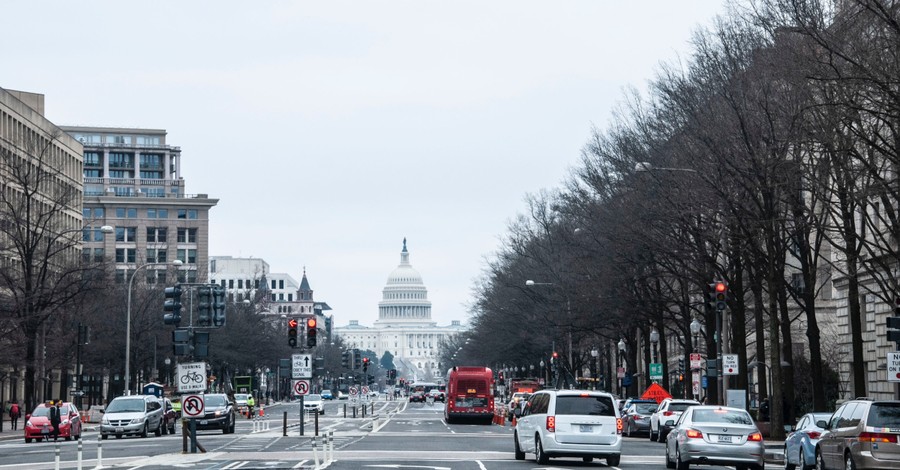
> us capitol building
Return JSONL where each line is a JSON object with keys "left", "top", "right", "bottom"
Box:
{"left": 333, "top": 239, "right": 465, "bottom": 381}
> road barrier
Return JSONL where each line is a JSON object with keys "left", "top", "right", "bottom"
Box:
{"left": 77, "top": 437, "right": 83, "bottom": 470}
{"left": 94, "top": 433, "right": 103, "bottom": 469}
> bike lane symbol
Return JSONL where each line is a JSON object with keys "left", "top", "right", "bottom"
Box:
{"left": 183, "top": 394, "right": 205, "bottom": 417}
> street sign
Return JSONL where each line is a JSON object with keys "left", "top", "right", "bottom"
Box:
{"left": 690, "top": 353, "right": 702, "bottom": 370}
{"left": 292, "top": 354, "right": 312, "bottom": 379}
{"left": 888, "top": 352, "right": 900, "bottom": 382}
{"left": 176, "top": 362, "right": 207, "bottom": 393}
{"left": 182, "top": 394, "right": 205, "bottom": 417}
{"left": 692, "top": 372, "right": 701, "bottom": 395}
{"left": 361, "top": 386, "right": 370, "bottom": 394}
{"left": 723, "top": 354, "right": 739, "bottom": 375}
{"left": 349, "top": 386, "right": 358, "bottom": 396}
{"left": 649, "top": 363, "right": 663, "bottom": 380}
{"left": 616, "top": 367, "right": 625, "bottom": 379}
{"left": 292, "top": 379, "right": 310, "bottom": 396}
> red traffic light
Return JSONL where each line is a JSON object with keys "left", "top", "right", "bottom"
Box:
{"left": 307, "top": 317, "right": 317, "bottom": 329}
{"left": 363, "top": 357, "right": 370, "bottom": 364}
{"left": 552, "top": 351, "right": 559, "bottom": 359}
{"left": 715, "top": 282, "right": 727, "bottom": 293}
{"left": 288, "top": 318, "right": 298, "bottom": 328}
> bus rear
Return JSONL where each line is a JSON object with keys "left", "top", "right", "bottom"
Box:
{"left": 444, "top": 366, "right": 494, "bottom": 424}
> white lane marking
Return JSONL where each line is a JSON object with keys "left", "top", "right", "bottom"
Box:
{"left": 475, "top": 460, "right": 487, "bottom": 470}
{"left": 291, "top": 459, "right": 308, "bottom": 468}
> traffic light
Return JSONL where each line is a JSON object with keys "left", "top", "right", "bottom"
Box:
{"left": 367, "top": 374, "right": 374, "bottom": 385}
{"left": 498, "top": 371, "right": 504, "bottom": 384}
{"left": 352, "top": 349, "right": 361, "bottom": 370}
{"left": 288, "top": 318, "right": 298, "bottom": 348}
{"left": 341, "top": 351, "right": 350, "bottom": 368}
{"left": 678, "top": 357, "right": 685, "bottom": 372}
{"left": 888, "top": 297, "right": 900, "bottom": 344}
{"left": 306, "top": 317, "right": 317, "bottom": 347}
{"left": 362, "top": 357, "right": 370, "bottom": 373}
{"left": 163, "top": 285, "right": 183, "bottom": 326}
{"left": 211, "top": 285, "right": 226, "bottom": 327}
{"left": 197, "top": 285, "right": 212, "bottom": 327}
{"left": 709, "top": 281, "right": 728, "bottom": 311}
{"left": 552, "top": 351, "right": 559, "bottom": 363}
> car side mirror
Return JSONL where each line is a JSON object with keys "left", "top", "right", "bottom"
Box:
{"left": 25, "top": 414, "right": 31, "bottom": 421}
{"left": 665, "top": 420, "right": 675, "bottom": 427}
{"left": 816, "top": 419, "right": 828, "bottom": 429}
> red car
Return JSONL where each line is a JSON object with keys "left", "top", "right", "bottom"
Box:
{"left": 25, "top": 402, "right": 83, "bottom": 443}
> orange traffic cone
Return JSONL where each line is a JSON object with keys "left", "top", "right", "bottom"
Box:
{"left": 259, "top": 407, "right": 265, "bottom": 417}
{"left": 511, "top": 415, "right": 517, "bottom": 427}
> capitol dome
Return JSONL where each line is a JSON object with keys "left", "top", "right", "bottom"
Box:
{"left": 377, "top": 238, "right": 432, "bottom": 325}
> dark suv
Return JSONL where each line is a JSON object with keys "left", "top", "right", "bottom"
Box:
{"left": 815, "top": 398, "right": 900, "bottom": 469}
{"left": 194, "top": 394, "right": 236, "bottom": 434}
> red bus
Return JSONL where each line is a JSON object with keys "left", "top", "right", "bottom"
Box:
{"left": 444, "top": 366, "right": 494, "bottom": 424}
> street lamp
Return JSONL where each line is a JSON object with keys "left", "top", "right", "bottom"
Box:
{"left": 591, "top": 348, "right": 599, "bottom": 390}
{"left": 164, "top": 358, "right": 171, "bottom": 386}
{"left": 617, "top": 339, "right": 626, "bottom": 396}
{"left": 125, "top": 259, "right": 182, "bottom": 395}
{"left": 649, "top": 329, "right": 660, "bottom": 363}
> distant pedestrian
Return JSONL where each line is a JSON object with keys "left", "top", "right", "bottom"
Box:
{"left": 49, "top": 400, "right": 62, "bottom": 441}
{"left": 9, "top": 402, "right": 20, "bottom": 430}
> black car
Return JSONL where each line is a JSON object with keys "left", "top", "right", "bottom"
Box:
{"left": 193, "top": 394, "right": 236, "bottom": 434}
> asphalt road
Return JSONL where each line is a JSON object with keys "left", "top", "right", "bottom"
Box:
{"left": 0, "top": 398, "right": 778, "bottom": 469}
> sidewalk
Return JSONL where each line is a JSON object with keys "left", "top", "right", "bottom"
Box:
{"left": 0, "top": 419, "right": 24, "bottom": 440}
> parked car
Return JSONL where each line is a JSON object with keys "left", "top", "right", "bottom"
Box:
{"left": 99, "top": 395, "right": 165, "bottom": 439}
{"left": 664, "top": 405, "right": 764, "bottom": 470}
{"left": 321, "top": 390, "right": 334, "bottom": 400}
{"left": 303, "top": 394, "right": 325, "bottom": 415}
{"left": 514, "top": 389, "right": 622, "bottom": 466}
{"left": 337, "top": 391, "right": 348, "bottom": 400}
{"left": 409, "top": 391, "right": 426, "bottom": 403}
{"left": 784, "top": 412, "right": 831, "bottom": 470}
{"left": 622, "top": 399, "right": 659, "bottom": 437}
{"left": 650, "top": 398, "right": 700, "bottom": 442}
{"left": 24, "top": 401, "right": 82, "bottom": 443}
{"left": 161, "top": 398, "right": 177, "bottom": 435}
{"left": 233, "top": 393, "right": 250, "bottom": 417}
{"left": 815, "top": 398, "right": 900, "bottom": 470}
{"left": 427, "top": 389, "right": 445, "bottom": 402}
{"left": 508, "top": 392, "right": 531, "bottom": 420}
{"left": 194, "top": 393, "right": 236, "bottom": 434}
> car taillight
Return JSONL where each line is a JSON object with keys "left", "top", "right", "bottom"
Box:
{"left": 663, "top": 411, "right": 674, "bottom": 416}
{"left": 616, "top": 418, "right": 623, "bottom": 434}
{"left": 860, "top": 432, "right": 897, "bottom": 443}
{"left": 686, "top": 429, "right": 703, "bottom": 439}
{"left": 448, "top": 399, "right": 454, "bottom": 409}
{"left": 546, "top": 416, "right": 555, "bottom": 433}
{"left": 807, "top": 431, "right": 821, "bottom": 440}
{"left": 748, "top": 432, "right": 763, "bottom": 442}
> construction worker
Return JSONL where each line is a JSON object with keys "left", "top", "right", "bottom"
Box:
{"left": 246, "top": 394, "right": 255, "bottom": 418}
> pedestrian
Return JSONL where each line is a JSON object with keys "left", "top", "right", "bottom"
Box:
{"left": 49, "top": 400, "right": 62, "bottom": 441}
{"left": 247, "top": 394, "right": 255, "bottom": 418}
{"left": 9, "top": 402, "right": 20, "bottom": 430}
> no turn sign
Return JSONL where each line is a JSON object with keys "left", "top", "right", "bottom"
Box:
{"left": 722, "top": 354, "right": 739, "bottom": 375}
{"left": 888, "top": 352, "right": 900, "bottom": 382}
{"left": 182, "top": 394, "right": 205, "bottom": 418}
{"left": 292, "top": 379, "right": 310, "bottom": 395}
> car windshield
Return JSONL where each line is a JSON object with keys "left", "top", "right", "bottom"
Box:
{"left": 669, "top": 403, "right": 697, "bottom": 413}
{"left": 205, "top": 395, "right": 226, "bottom": 407}
{"left": 31, "top": 406, "right": 51, "bottom": 417}
{"left": 106, "top": 398, "right": 145, "bottom": 413}
{"left": 692, "top": 409, "right": 753, "bottom": 425}
{"left": 234, "top": 394, "right": 249, "bottom": 402}
{"left": 555, "top": 396, "right": 616, "bottom": 416}
{"left": 306, "top": 394, "right": 321, "bottom": 401}
{"left": 635, "top": 403, "right": 658, "bottom": 414}
{"left": 868, "top": 404, "right": 900, "bottom": 427}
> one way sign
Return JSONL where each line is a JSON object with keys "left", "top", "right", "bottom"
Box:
{"left": 292, "top": 354, "right": 312, "bottom": 379}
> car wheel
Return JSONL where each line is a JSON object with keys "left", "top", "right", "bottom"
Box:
{"left": 816, "top": 449, "right": 826, "bottom": 470}
{"left": 513, "top": 431, "right": 525, "bottom": 460}
{"left": 115, "top": 434, "right": 123, "bottom": 439}
{"left": 140, "top": 422, "right": 148, "bottom": 438}
{"left": 154, "top": 420, "right": 162, "bottom": 437}
{"left": 676, "top": 445, "right": 690, "bottom": 470}
{"left": 666, "top": 440, "right": 676, "bottom": 469}
{"left": 844, "top": 453, "right": 856, "bottom": 470}
{"left": 25, "top": 438, "right": 32, "bottom": 444}
{"left": 101, "top": 434, "right": 108, "bottom": 440}
{"left": 607, "top": 454, "right": 620, "bottom": 466}
{"left": 535, "top": 435, "right": 549, "bottom": 464}
{"left": 650, "top": 427, "right": 657, "bottom": 441}
{"left": 784, "top": 446, "right": 796, "bottom": 470}
{"left": 799, "top": 451, "right": 808, "bottom": 470}
{"left": 229, "top": 416, "right": 236, "bottom": 434}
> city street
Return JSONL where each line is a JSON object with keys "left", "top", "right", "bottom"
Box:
{"left": 0, "top": 397, "right": 782, "bottom": 469}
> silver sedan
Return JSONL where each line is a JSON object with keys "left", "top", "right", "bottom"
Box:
{"left": 664, "top": 405, "right": 764, "bottom": 470}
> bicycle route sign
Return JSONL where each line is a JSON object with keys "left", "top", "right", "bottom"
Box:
{"left": 292, "top": 354, "right": 312, "bottom": 379}
{"left": 177, "top": 362, "right": 207, "bottom": 393}
{"left": 182, "top": 394, "right": 205, "bottom": 418}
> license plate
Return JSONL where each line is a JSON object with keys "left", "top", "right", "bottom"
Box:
{"left": 200, "top": 420, "right": 208, "bottom": 425}
{"left": 115, "top": 427, "right": 124, "bottom": 433}
{"left": 41, "top": 427, "right": 49, "bottom": 434}
{"left": 717, "top": 435, "right": 733, "bottom": 443}
{"left": 580, "top": 424, "right": 593, "bottom": 432}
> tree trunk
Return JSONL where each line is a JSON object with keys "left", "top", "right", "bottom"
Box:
{"left": 729, "top": 238, "right": 749, "bottom": 406}
{"left": 752, "top": 272, "right": 768, "bottom": 404}
{"left": 778, "top": 285, "right": 796, "bottom": 425}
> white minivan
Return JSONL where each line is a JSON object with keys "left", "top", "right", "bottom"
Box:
{"left": 513, "top": 390, "right": 622, "bottom": 465}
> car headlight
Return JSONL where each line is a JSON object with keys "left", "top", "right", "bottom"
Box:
{"left": 130, "top": 418, "right": 144, "bottom": 425}
{"left": 215, "top": 410, "right": 223, "bottom": 417}
{"left": 26, "top": 420, "right": 33, "bottom": 427}
{"left": 101, "top": 417, "right": 109, "bottom": 425}
{"left": 62, "top": 419, "right": 69, "bottom": 425}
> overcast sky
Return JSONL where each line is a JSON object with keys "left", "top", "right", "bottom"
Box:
{"left": 6, "top": 1, "right": 726, "bottom": 328}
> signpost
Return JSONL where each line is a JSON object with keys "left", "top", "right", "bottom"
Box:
{"left": 722, "top": 354, "right": 739, "bottom": 375}
{"left": 177, "top": 362, "right": 207, "bottom": 393}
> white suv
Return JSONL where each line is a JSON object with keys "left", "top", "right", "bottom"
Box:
{"left": 513, "top": 390, "right": 622, "bottom": 465}
{"left": 649, "top": 398, "right": 698, "bottom": 441}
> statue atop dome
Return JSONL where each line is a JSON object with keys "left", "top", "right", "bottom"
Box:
{"left": 402, "top": 237, "right": 407, "bottom": 252}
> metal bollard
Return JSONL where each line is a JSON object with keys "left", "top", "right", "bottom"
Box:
{"left": 77, "top": 436, "right": 83, "bottom": 470}
{"left": 283, "top": 411, "right": 288, "bottom": 437}
{"left": 95, "top": 433, "right": 103, "bottom": 469}
{"left": 315, "top": 408, "right": 319, "bottom": 436}
{"left": 328, "top": 429, "right": 334, "bottom": 463}
{"left": 55, "top": 442, "right": 60, "bottom": 470}
{"left": 343, "top": 403, "right": 346, "bottom": 418}
{"left": 312, "top": 436, "right": 320, "bottom": 469}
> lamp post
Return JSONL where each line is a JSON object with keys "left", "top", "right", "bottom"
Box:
{"left": 690, "top": 318, "right": 702, "bottom": 400}
{"left": 164, "top": 358, "right": 171, "bottom": 386}
{"left": 591, "top": 348, "right": 599, "bottom": 391}
{"left": 649, "top": 329, "right": 660, "bottom": 387}
{"left": 525, "top": 280, "right": 573, "bottom": 388}
{"left": 617, "top": 338, "right": 626, "bottom": 397}
{"left": 125, "top": 259, "right": 182, "bottom": 396}
{"left": 540, "top": 360, "right": 546, "bottom": 384}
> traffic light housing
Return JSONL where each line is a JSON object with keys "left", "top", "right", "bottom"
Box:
{"left": 678, "top": 357, "right": 685, "bottom": 372}
{"left": 341, "top": 350, "right": 351, "bottom": 368}
{"left": 709, "top": 281, "right": 728, "bottom": 311}
{"left": 352, "top": 349, "right": 361, "bottom": 370}
{"left": 288, "top": 318, "right": 298, "bottom": 348}
{"left": 362, "top": 357, "right": 370, "bottom": 373}
{"left": 306, "top": 317, "right": 317, "bottom": 347}
{"left": 197, "top": 286, "right": 212, "bottom": 327}
{"left": 211, "top": 285, "right": 226, "bottom": 327}
{"left": 163, "top": 285, "right": 183, "bottom": 326}
{"left": 888, "top": 297, "right": 900, "bottom": 344}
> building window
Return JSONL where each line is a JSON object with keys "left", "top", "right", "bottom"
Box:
{"left": 229, "top": 279, "right": 234, "bottom": 289}
{"left": 288, "top": 294, "right": 293, "bottom": 301}
{"left": 108, "top": 152, "right": 133, "bottom": 167}
{"left": 115, "top": 208, "right": 137, "bottom": 218}
{"left": 147, "top": 227, "right": 167, "bottom": 243}
{"left": 176, "top": 249, "right": 197, "bottom": 264}
{"left": 177, "top": 209, "right": 198, "bottom": 219}
{"left": 84, "top": 152, "right": 100, "bottom": 166}
{"left": 279, "top": 294, "right": 284, "bottom": 301}
{"left": 177, "top": 228, "right": 197, "bottom": 243}
{"left": 238, "top": 279, "right": 244, "bottom": 289}
{"left": 147, "top": 249, "right": 167, "bottom": 263}
{"left": 271, "top": 294, "right": 276, "bottom": 302}
{"left": 115, "top": 248, "right": 136, "bottom": 263}
{"left": 279, "top": 280, "right": 284, "bottom": 289}
{"left": 271, "top": 280, "right": 276, "bottom": 289}
{"left": 115, "top": 227, "right": 136, "bottom": 242}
